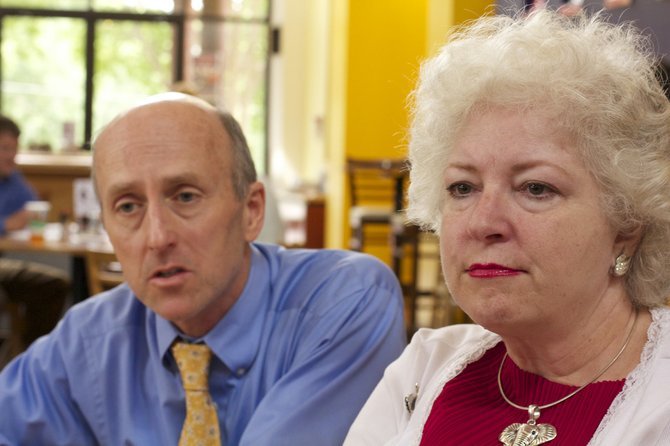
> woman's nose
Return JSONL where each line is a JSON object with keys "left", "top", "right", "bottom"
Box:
{"left": 465, "top": 189, "right": 512, "bottom": 242}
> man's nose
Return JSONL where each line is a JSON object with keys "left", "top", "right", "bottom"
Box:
{"left": 144, "top": 202, "right": 176, "bottom": 251}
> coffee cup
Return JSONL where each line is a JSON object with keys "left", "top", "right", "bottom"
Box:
{"left": 25, "top": 201, "right": 51, "bottom": 243}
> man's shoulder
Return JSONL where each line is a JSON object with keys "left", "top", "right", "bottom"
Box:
{"left": 5, "top": 285, "right": 150, "bottom": 383}
{"left": 3, "top": 170, "right": 30, "bottom": 186}
{"left": 259, "top": 243, "right": 396, "bottom": 283}
{"left": 272, "top": 245, "right": 399, "bottom": 295}
{"left": 60, "top": 284, "right": 148, "bottom": 339}
{"left": 253, "top": 243, "right": 402, "bottom": 312}
{"left": 0, "top": 170, "right": 36, "bottom": 200}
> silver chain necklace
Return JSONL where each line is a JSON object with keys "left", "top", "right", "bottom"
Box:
{"left": 497, "top": 308, "right": 639, "bottom": 445}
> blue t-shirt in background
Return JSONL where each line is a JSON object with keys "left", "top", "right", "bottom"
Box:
{"left": 0, "top": 170, "right": 37, "bottom": 234}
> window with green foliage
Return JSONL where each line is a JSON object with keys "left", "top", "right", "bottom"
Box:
{"left": 0, "top": 0, "right": 270, "bottom": 173}
{"left": 93, "top": 19, "right": 174, "bottom": 137}
{"left": 1, "top": 16, "right": 86, "bottom": 152}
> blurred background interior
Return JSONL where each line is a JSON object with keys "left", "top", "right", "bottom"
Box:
{"left": 0, "top": 0, "right": 668, "bottom": 367}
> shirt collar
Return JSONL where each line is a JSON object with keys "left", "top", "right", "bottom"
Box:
{"left": 156, "top": 243, "right": 270, "bottom": 373}
{"left": 0, "top": 170, "right": 17, "bottom": 183}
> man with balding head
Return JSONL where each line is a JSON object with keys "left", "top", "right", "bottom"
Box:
{"left": 0, "top": 93, "right": 406, "bottom": 445}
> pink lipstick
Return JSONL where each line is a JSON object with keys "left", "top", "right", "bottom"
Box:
{"left": 466, "top": 263, "right": 523, "bottom": 278}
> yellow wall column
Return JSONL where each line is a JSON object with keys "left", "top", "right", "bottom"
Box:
{"left": 326, "top": 0, "right": 428, "bottom": 250}
{"left": 325, "top": 0, "right": 494, "bottom": 251}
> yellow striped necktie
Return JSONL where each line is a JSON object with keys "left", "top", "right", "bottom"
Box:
{"left": 172, "top": 342, "right": 221, "bottom": 446}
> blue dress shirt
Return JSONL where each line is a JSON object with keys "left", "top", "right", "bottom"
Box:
{"left": 0, "top": 243, "right": 406, "bottom": 445}
{"left": 0, "top": 170, "right": 37, "bottom": 234}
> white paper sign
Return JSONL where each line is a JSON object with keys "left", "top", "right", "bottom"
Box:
{"left": 73, "top": 178, "right": 100, "bottom": 220}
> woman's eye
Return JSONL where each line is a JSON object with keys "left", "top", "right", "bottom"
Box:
{"left": 447, "top": 182, "right": 474, "bottom": 197}
{"left": 523, "top": 182, "right": 556, "bottom": 198}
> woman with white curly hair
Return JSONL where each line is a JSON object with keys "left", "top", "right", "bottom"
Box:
{"left": 345, "top": 8, "right": 670, "bottom": 446}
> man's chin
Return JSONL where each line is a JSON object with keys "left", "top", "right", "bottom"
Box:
{"left": 143, "top": 294, "right": 195, "bottom": 321}
{"left": 152, "top": 301, "right": 214, "bottom": 336}
{"left": 139, "top": 289, "right": 227, "bottom": 337}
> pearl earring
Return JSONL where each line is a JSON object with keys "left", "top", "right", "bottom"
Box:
{"left": 612, "top": 253, "right": 631, "bottom": 277}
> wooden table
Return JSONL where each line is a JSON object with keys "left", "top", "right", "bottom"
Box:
{"left": 0, "top": 225, "right": 113, "bottom": 302}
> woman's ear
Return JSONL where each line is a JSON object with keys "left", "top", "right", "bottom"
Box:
{"left": 613, "top": 224, "right": 644, "bottom": 259}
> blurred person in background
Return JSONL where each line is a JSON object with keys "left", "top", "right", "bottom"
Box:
{"left": 0, "top": 114, "right": 35, "bottom": 232}
{"left": 0, "top": 114, "right": 69, "bottom": 364}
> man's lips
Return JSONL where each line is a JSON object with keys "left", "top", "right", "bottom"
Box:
{"left": 466, "top": 263, "right": 524, "bottom": 278}
{"left": 149, "top": 265, "right": 189, "bottom": 280}
{"left": 147, "top": 265, "right": 192, "bottom": 289}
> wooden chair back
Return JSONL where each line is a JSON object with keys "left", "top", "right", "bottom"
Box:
{"left": 346, "top": 157, "right": 407, "bottom": 211}
{"left": 85, "top": 248, "right": 124, "bottom": 296}
{"left": 0, "top": 301, "right": 25, "bottom": 369}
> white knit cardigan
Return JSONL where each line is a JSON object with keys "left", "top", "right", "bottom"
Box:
{"left": 345, "top": 307, "right": 670, "bottom": 446}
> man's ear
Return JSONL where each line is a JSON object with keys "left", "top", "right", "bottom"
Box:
{"left": 243, "top": 181, "right": 266, "bottom": 242}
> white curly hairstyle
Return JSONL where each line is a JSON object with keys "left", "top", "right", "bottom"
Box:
{"left": 407, "top": 9, "right": 670, "bottom": 307}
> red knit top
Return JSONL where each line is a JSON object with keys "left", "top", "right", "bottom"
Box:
{"left": 420, "top": 342, "right": 625, "bottom": 445}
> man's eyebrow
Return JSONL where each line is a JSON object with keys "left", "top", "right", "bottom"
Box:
{"left": 105, "top": 173, "right": 202, "bottom": 199}
{"left": 105, "top": 180, "right": 141, "bottom": 201}
{"left": 162, "top": 173, "right": 201, "bottom": 188}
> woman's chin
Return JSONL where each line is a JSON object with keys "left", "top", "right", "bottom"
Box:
{"left": 458, "top": 300, "right": 520, "bottom": 331}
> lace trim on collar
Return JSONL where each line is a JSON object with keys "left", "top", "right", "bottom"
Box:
{"left": 413, "top": 329, "right": 500, "bottom": 445}
{"left": 588, "top": 306, "right": 670, "bottom": 444}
